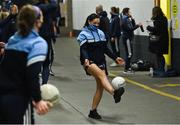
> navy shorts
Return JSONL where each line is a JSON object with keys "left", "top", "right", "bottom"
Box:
{"left": 84, "top": 62, "right": 108, "bottom": 75}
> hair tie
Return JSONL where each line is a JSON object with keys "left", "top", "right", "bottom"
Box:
{"left": 32, "top": 6, "right": 41, "bottom": 19}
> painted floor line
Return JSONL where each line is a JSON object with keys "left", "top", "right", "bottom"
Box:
{"left": 109, "top": 73, "right": 180, "bottom": 101}
{"left": 155, "top": 84, "right": 180, "bottom": 87}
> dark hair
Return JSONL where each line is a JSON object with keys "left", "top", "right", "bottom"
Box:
{"left": 39, "top": 0, "right": 50, "bottom": 3}
{"left": 122, "top": 7, "right": 130, "bottom": 15}
{"left": 111, "top": 7, "right": 116, "bottom": 13}
{"left": 116, "top": 7, "right": 120, "bottom": 14}
{"left": 17, "top": 5, "right": 40, "bottom": 37}
{"left": 84, "top": 13, "right": 99, "bottom": 27}
{"left": 152, "top": 6, "right": 164, "bottom": 20}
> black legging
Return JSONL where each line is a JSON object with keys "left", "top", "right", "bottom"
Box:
{"left": 156, "top": 54, "right": 165, "bottom": 72}
{"left": 0, "top": 94, "right": 29, "bottom": 124}
{"left": 41, "top": 36, "right": 53, "bottom": 84}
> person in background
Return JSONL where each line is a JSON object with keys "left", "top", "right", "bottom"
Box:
{"left": 95, "top": 5, "right": 110, "bottom": 40}
{"left": 0, "top": 42, "right": 5, "bottom": 55}
{"left": 0, "top": 7, "right": 10, "bottom": 41}
{"left": 53, "top": 0, "right": 61, "bottom": 38}
{"left": 50, "top": 0, "right": 61, "bottom": 76}
{"left": 0, "top": 5, "right": 51, "bottom": 124}
{"left": 0, "top": 8, "right": 9, "bottom": 21}
{"left": 36, "top": 0, "right": 58, "bottom": 84}
{"left": 109, "top": 7, "right": 121, "bottom": 67}
{"left": 11, "top": 0, "right": 33, "bottom": 9}
{"left": 77, "top": 13, "right": 125, "bottom": 120}
{"left": 121, "top": 7, "right": 142, "bottom": 74}
{"left": 0, "top": 4, "right": 18, "bottom": 43}
{"left": 146, "top": 6, "right": 169, "bottom": 76}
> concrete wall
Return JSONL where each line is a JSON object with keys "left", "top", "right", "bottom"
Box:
{"left": 171, "top": 0, "right": 180, "bottom": 38}
{"left": 171, "top": 0, "right": 180, "bottom": 74}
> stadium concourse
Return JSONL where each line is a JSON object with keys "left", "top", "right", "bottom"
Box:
{"left": 36, "top": 37, "right": 180, "bottom": 124}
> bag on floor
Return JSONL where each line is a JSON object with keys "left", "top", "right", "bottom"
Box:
{"left": 131, "top": 59, "right": 153, "bottom": 71}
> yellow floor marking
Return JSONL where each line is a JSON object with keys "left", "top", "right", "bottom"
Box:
{"left": 109, "top": 73, "right": 180, "bottom": 101}
{"left": 155, "top": 84, "right": 180, "bottom": 87}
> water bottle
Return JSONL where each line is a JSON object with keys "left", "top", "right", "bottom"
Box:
{"left": 149, "top": 67, "right": 153, "bottom": 77}
{"left": 140, "top": 25, "right": 144, "bottom": 32}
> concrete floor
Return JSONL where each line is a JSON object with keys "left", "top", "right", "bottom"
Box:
{"left": 36, "top": 37, "right": 180, "bottom": 124}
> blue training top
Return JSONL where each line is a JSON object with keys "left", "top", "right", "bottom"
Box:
{"left": 6, "top": 29, "right": 47, "bottom": 66}
{"left": 0, "top": 29, "right": 47, "bottom": 102}
{"left": 77, "top": 26, "right": 117, "bottom": 65}
{"left": 77, "top": 26, "right": 106, "bottom": 46}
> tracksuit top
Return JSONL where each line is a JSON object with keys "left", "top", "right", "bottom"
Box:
{"left": 0, "top": 30, "right": 47, "bottom": 102}
{"left": 77, "top": 26, "right": 117, "bottom": 65}
{"left": 122, "top": 15, "right": 139, "bottom": 40}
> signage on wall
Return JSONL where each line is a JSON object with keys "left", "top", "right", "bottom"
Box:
{"left": 172, "top": 0, "right": 179, "bottom": 30}
{"left": 172, "top": 0, "right": 178, "bottom": 17}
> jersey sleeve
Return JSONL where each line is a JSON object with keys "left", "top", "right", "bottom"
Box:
{"left": 27, "top": 38, "right": 48, "bottom": 66}
{"left": 77, "top": 32, "right": 87, "bottom": 46}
